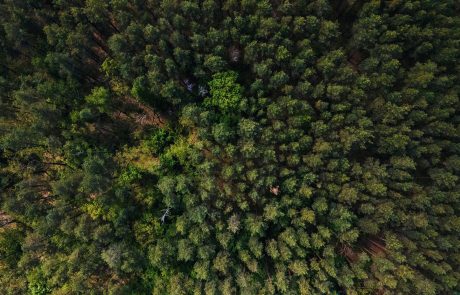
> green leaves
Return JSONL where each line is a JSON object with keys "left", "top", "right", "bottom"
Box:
{"left": 0, "top": 0, "right": 459, "bottom": 294}
{"left": 101, "top": 242, "right": 143, "bottom": 274}
{"left": 204, "top": 71, "right": 242, "bottom": 113}
{"left": 146, "top": 128, "right": 176, "bottom": 155}
{"left": 85, "top": 87, "right": 109, "bottom": 109}
{"left": 80, "top": 154, "right": 113, "bottom": 194}
{"left": 0, "top": 228, "right": 23, "bottom": 268}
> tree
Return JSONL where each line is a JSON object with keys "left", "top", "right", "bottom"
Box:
{"left": 204, "top": 71, "right": 242, "bottom": 113}
{"left": 0, "top": 0, "right": 459, "bottom": 294}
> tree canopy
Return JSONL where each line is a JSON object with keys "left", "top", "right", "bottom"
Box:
{"left": 0, "top": 0, "right": 459, "bottom": 294}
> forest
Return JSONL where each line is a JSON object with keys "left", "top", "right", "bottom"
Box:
{"left": 0, "top": 0, "right": 459, "bottom": 294}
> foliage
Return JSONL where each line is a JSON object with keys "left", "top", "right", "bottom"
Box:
{"left": 204, "top": 71, "right": 243, "bottom": 113}
{"left": 0, "top": 0, "right": 459, "bottom": 294}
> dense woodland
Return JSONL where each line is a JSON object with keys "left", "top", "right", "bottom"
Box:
{"left": 0, "top": 0, "right": 459, "bottom": 294}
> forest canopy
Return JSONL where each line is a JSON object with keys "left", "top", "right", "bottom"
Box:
{"left": 0, "top": 0, "right": 459, "bottom": 294}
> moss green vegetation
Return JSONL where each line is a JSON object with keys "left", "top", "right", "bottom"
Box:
{"left": 0, "top": 1, "right": 459, "bottom": 294}
{"left": 205, "top": 71, "right": 242, "bottom": 113}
